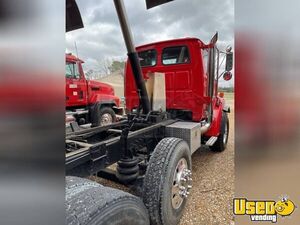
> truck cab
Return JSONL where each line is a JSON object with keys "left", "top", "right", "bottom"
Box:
{"left": 125, "top": 37, "right": 231, "bottom": 137}
{"left": 66, "top": 53, "right": 122, "bottom": 127}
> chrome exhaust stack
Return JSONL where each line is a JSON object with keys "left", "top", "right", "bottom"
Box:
{"left": 201, "top": 33, "right": 218, "bottom": 134}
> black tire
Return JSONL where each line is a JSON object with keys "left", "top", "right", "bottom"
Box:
{"left": 66, "top": 176, "right": 100, "bottom": 189}
{"left": 143, "top": 138, "right": 192, "bottom": 225}
{"left": 92, "top": 106, "right": 116, "bottom": 127}
{"left": 66, "top": 176, "right": 149, "bottom": 225}
{"left": 210, "top": 112, "right": 229, "bottom": 152}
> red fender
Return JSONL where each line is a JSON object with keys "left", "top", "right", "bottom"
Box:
{"left": 205, "top": 97, "right": 225, "bottom": 137}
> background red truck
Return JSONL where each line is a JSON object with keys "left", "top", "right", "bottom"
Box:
{"left": 65, "top": 53, "right": 122, "bottom": 127}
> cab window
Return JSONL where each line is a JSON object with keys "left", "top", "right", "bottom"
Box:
{"left": 162, "top": 46, "right": 190, "bottom": 65}
{"left": 138, "top": 49, "right": 157, "bottom": 67}
{"left": 66, "top": 62, "right": 80, "bottom": 79}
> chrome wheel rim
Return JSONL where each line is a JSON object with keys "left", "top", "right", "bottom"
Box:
{"left": 100, "top": 113, "right": 113, "bottom": 126}
{"left": 171, "top": 158, "right": 192, "bottom": 209}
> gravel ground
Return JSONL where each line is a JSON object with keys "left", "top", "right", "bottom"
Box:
{"left": 91, "top": 95, "right": 235, "bottom": 225}
{"left": 179, "top": 96, "right": 234, "bottom": 225}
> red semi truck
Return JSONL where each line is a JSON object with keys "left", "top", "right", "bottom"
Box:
{"left": 66, "top": 1, "right": 233, "bottom": 225}
{"left": 65, "top": 53, "right": 122, "bottom": 127}
{"left": 125, "top": 37, "right": 232, "bottom": 141}
{"left": 66, "top": 34, "right": 233, "bottom": 225}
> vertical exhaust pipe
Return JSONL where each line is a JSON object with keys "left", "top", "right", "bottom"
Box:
{"left": 201, "top": 33, "right": 217, "bottom": 134}
{"left": 113, "top": 0, "right": 151, "bottom": 114}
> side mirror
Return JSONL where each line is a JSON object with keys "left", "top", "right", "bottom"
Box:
{"left": 223, "top": 71, "right": 232, "bottom": 81}
{"left": 225, "top": 47, "right": 233, "bottom": 71}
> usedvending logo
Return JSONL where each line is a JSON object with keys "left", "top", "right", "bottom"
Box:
{"left": 233, "top": 196, "right": 296, "bottom": 223}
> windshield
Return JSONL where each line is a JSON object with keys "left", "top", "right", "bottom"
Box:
{"left": 66, "top": 62, "right": 80, "bottom": 79}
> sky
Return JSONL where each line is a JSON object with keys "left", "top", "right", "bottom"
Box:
{"left": 66, "top": 0, "right": 234, "bottom": 87}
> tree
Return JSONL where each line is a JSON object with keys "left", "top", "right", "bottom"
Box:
{"left": 97, "top": 58, "right": 126, "bottom": 77}
{"left": 98, "top": 58, "right": 112, "bottom": 75}
{"left": 109, "top": 60, "right": 125, "bottom": 74}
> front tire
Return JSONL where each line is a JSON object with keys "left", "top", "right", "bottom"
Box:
{"left": 143, "top": 138, "right": 192, "bottom": 225}
{"left": 92, "top": 106, "right": 116, "bottom": 127}
{"left": 210, "top": 112, "right": 229, "bottom": 152}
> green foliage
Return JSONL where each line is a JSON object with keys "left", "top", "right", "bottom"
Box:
{"left": 108, "top": 60, "right": 125, "bottom": 73}
{"left": 219, "top": 87, "right": 234, "bottom": 92}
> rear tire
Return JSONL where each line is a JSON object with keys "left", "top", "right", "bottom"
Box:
{"left": 66, "top": 176, "right": 149, "bottom": 225}
{"left": 210, "top": 112, "right": 229, "bottom": 152}
{"left": 143, "top": 138, "right": 192, "bottom": 225}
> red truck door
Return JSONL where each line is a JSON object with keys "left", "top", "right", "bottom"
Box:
{"left": 161, "top": 45, "right": 193, "bottom": 108}
{"left": 65, "top": 61, "right": 88, "bottom": 107}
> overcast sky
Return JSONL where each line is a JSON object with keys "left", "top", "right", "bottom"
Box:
{"left": 66, "top": 0, "right": 234, "bottom": 86}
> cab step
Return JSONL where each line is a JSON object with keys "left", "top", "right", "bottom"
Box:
{"left": 205, "top": 136, "right": 218, "bottom": 146}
